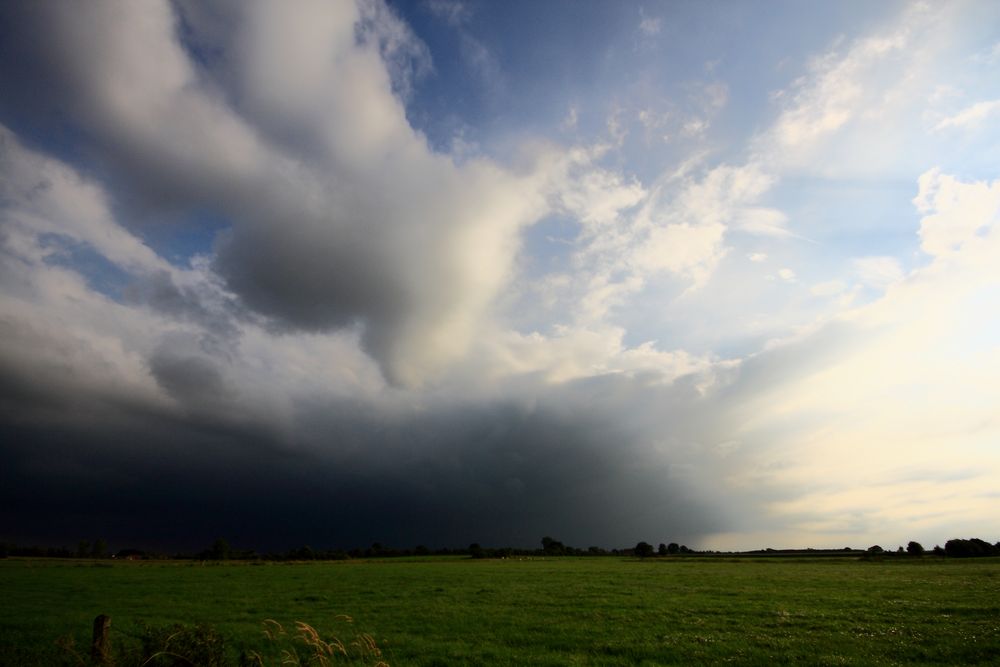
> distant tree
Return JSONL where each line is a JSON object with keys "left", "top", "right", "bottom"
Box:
{"left": 906, "top": 541, "right": 925, "bottom": 556}
{"left": 896, "top": 546, "right": 905, "bottom": 554}
{"left": 77, "top": 540, "right": 91, "bottom": 558}
{"left": 933, "top": 545, "right": 945, "bottom": 555}
{"left": 667, "top": 542, "right": 680, "bottom": 555}
{"left": 658, "top": 543, "right": 668, "bottom": 556}
{"left": 541, "top": 536, "right": 566, "bottom": 556}
{"left": 944, "top": 538, "right": 999, "bottom": 558}
{"left": 634, "top": 541, "right": 654, "bottom": 558}
{"left": 867, "top": 545, "right": 883, "bottom": 554}
{"left": 414, "top": 545, "right": 430, "bottom": 556}
{"left": 679, "top": 545, "right": 692, "bottom": 554}
{"left": 469, "top": 543, "right": 485, "bottom": 559}
{"left": 208, "top": 538, "right": 231, "bottom": 560}
{"left": 288, "top": 545, "right": 315, "bottom": 560}
{"left": 91, "top": 539, "right": 108, "bottom": 558}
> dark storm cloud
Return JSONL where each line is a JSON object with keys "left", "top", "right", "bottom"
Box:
{"left": 0, "top": 367, "right": 729, "bottom": 552}
{"left": 149, "top": 350, "right": 230, "bottom": 405}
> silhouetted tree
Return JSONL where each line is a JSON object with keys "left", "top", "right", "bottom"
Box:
{"left": 287, "top": 545, "right": 315, "bottom": 560}
{"left": 91, "top": 539, "right": 107, "bottom": 558}
{"left": 77, "top": 540, "right": 91, "bottom": 558}
{"left": 906, "top": 541, "right": 924, "bottom": 556}
{"left": 635, "top": 541, "right": 654, "bottom": 558}
{"left": 658, "top": 543, "right": 668, "bottom": 556}
{"left": 944, "top": 538, "right": 999, "bottom": 558}
{"left": 667, "top": 542, "right": 680, "bottom": 555}
{"left": 469, "top": 543, "right": 485, "bottom": 559}
{"left": 208, "top": 538, "right": 231, "bottom": 560}
{"left": 541, "top": 536, "right": 567, "bottom": 556}
{"left": 867, "top": 545, "right": 884, "bottom": 554}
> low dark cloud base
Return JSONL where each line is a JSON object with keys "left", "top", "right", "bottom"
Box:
{"left": 0, "top": 381, "right": 724, "bottom": 553}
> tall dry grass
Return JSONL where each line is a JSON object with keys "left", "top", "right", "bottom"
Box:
{"left": 242, "top": 618, "right": 388, "bottom": 667}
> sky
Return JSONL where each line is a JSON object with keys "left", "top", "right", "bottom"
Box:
{"left": 1, "top": 0, "right": 999, "bottom": 553}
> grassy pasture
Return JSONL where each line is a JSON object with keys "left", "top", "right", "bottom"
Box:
{"left": 1, "top": 555, "right": 999, "bottom": 665}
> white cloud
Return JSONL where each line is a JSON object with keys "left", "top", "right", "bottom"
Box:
{"left": 915, "top": 168, "right": 1000, "bottom": 257}
{"left": 638, "top": 9, "right": 662, "bottom": 37}
{"left": 561, "top": 105, "right": 579, "bottom": 132}
{"left": 733, "top": 207, "right": 792, "bottom": 238}
{"left": 748, "top": 252, "right": 768, "bottom": 263}
{"left": 680, "top": 118, "right": 708, "bottom": 138}
{"left": 635, "top": 82, "right": 728, "bottom": 144}
{"left": 425, "top": 0, "right": 471, "bottom": 27}
{"left": 708, "top": 168, "right": 1000, "bottom": 549}
{"left": 547, "top": 147, "right": 647, "bottom": 228}
{"left": 933, "top": 99, "right": 1000, "bottom": 131}
{"left": 423, "top": 0, "right": 501, "bottom": 91}
{"left": 0, "top": 126, "right": 170, "bottom": 275}
{"left": 356, "top": 0, "right": 434, "bottom": 100}
{"left": 971, "top": 40, "right": 1000, "bottom": 65}
{"left": 631, "top": 222, "right": 727, "bottom": 284}
{"left": 852, "top": 256, "right": 904, "bottom": 289}
{"left": 754, "top": 3, "right": 945, "bottom": 171}
{"left": 471, "top": 325, "right": 712, "bottom": 386}
{"left": 777, "top": 268, "right": 796, "bottom": 282}
{"left": 810, "top": 280, "right": 846, "bottom": 297}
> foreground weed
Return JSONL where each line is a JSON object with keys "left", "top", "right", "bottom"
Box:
{"left": 55, "top": 622, "right": 226, "bottom": 666}
{"left": 244, "top": 618, "right": 388, "bottom": 667}
{"left": 135, "top": 622, "right": 227, "bottom": 666}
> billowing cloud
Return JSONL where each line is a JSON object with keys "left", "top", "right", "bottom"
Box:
{"left": 0, "top": 0, "right": 558, "bottom": 387}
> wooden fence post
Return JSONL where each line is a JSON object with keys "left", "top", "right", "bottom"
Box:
{"left": 91, "top": 614, "right": 111, "bottom": 664}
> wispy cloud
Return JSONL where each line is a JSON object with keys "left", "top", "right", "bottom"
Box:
{"left": 638, "top": 9, "right": 662, "bottom": 37}
{"left": 933, "top": 99, "right": 1000, "bottom": 131}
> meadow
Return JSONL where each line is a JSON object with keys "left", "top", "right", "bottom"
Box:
{"left": 1, "top": 555, "right": 999, "bottom": 665}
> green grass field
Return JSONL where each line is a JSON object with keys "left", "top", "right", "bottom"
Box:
{"left": 2, "top": 555, "right": 999, "bottom": 665}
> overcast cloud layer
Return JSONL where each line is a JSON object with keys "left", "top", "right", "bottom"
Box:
{"left": 1, "top": 0, "right": 999, "bottom": 552}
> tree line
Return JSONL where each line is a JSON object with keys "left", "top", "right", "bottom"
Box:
{"left": 2, "top": 536, "right": 998, "bottom": 561}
